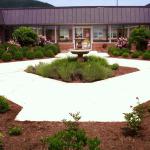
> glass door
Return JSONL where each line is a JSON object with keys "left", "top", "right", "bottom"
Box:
{"left": 74, "top": 27, "right": 91, "bottom": 49}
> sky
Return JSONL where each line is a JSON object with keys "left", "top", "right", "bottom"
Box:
{"left": 40, "top": 0, "right": 150, "bottom": 6}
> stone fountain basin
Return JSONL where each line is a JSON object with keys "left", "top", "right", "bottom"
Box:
{"left": 70, "top": 49, "right": 90, "bottom": 55}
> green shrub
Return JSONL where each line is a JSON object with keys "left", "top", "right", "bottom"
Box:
{"left": 143, "top": 51, "right": 150, "bottom": 60}
{"left": 25, "top": 65, "right": 36, "bottom": 74}
{"left": 0, "top": 49, "right": 5, "bottom": 58}
{"left": 108, "top": 47, "right": 122, "bottom": 56}
{"left": 34, "top": 50, "right": 44, "bottom": 58}
{"left": 123, "top": 98, "right": 144, "bottom": 136}
{"left": 43, "top": 50, "right": 55, "bottom": 57}
{"left": 26, "top": 56, "right": 113, "bottom": 82}
{"left": 124, "top": 111, "right": 141, "bottom": 135}
{"left": 129, "top": 27, "right": 150, "bottom": 50}
{"left": 8, "top": 126, "right": 22, "bottom": 136}
{"left": 0, "top": 132, "right": 4, "bottom": 150}
{"left": 0, "top": 96, "right": 10, "bottom": 113}
{"left": 121, "top": 48, "right": 130, "bottom": 53}
{"left": 44, "top": 44, "right": 59, "bottom": 55}
{"left": 111, "top": 63, "right": 119, "bottom": 70}
{"left": 44, "top": 113, "right": 101, "bottom": 150}
{"left": 14, "top": 51, "right": 23, "bottom": 60}
{"left": 26, "top": 51, "right": 35, "bottom": 59}
{"left": 13, "top": 27, "right": 38, "bottom": 46}
{"left": 131, "top": 51, "right": 141, "bottom": 58}
{"left": 20, "top": 46, "right": 29, "bottom": 57}
{"left": 112, "top": 50, "right": 121, "bottom": 56}
{"left": 1, "top": 52, "right": 12, "bottom": 62}
{"left": 122, "top": 52, "right": 129, "bottom": 58}
{"left": 7, "top": 45, "right": 19, "bottom": 56}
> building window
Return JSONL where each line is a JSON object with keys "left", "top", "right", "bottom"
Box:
{"left": 111, "top": 25, "right": 128, "bottom": 42}
{"left": 32, "top": 27, "right": 43, "bottom": 35}
{"left": 58, "top": 26, "right": 72, "bottom": 42}
{"left": 93, "top": 25, "right": 108, "bottom": 42}
{"left": 45, "top": 26, "right": 55, "bottom": 43}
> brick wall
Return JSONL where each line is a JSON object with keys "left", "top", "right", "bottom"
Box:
{"left": 58, "top": 42, "right": 116, "bottom": 52}
{"left": 58, "top": 42, "right": 74, "bottom": 52}
{"left": 92, "top": 42, "right": 115, "bottom": 52}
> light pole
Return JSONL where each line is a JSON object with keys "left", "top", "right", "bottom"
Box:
{"left": 117, "top": 0, "right": 118, "bottom": 6}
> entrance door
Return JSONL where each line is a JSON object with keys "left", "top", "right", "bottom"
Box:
{"left": 74, "top": 27, "right": 91, "bottom": 49}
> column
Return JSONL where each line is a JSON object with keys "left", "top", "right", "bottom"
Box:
{"left": 72, "top": 26, "right": 75, "bottom": 49}
{"left": 127, "top": 28, "right": 130, "bottom": 38}
{"left": 91, "top": 26, "right": 93, "bottom": 49}
{"left": 108, "top": 25, "right": 112, "bottom": 43}
{"left": 55, "top": 26, "right": 57, "bottom": 43}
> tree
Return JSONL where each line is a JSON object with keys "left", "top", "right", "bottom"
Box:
{"left": 129, "top": 27, "right": 150, "bottom": 50}
{"left": 13, "top": 27, "right": 38, "bottom": 46}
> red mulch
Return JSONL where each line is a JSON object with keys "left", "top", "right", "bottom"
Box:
{"left": 0, "top": 100, "right": 150, "bottom": 150}
{"left": 113, "top": 66, "right": 139, "bottom": 77}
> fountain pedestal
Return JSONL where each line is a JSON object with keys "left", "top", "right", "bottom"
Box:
{"left": 70, "top": 50, "right": 90, "bottom": 62}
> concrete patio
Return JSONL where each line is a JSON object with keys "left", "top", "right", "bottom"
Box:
{"left": 0, "top": 52, "right": 150, "bottom": 122}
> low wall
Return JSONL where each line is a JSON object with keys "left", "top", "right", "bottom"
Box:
{"left": 58, "top": 42, "right": 116, "bottom": 52}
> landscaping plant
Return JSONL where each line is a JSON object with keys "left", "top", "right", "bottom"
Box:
{"left": 43, "top": 112, "right": 101, "bottom": 150}
{"left": 25, "top": 51, "right": 35, "bottom": 59}
{"left": 14, "top": 51, "right": 24, "bottom": 60}
{"left": 111, "top": 63, "right": 119, "bottom": 70}
{"left": 129, "top": 27, "right": 150, "bottom": 50}
{"left": 123, "top": 97, "right": 144, "bottom": 136}
{"left": 1, "top": 52, "right": 12, "bottom": 62}
{"left": 131, "top": 51, "right": 141, "bottom": 58}
{"left": 0, "top": 132, "right": 4, "bottom": 150}
{"left": 13, "top": 27, "right": 38, "bottom": 46}
{"left": 143, "top": 51, "right": 150, "bottom": 60}
{"left": 25, "top": 56, "right": 113, "bottom": 82}
{"left": 0, "top": 96, "right": 10, "bottom": 113}
{"left": 8, "top": 126, "right": 22, "bottom": 136}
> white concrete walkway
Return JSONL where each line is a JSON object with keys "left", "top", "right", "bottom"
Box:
{"left": 0, "top": 52, "right": 150, "bottom": 122}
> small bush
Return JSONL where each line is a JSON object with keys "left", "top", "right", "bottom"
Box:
{"left": 44, "top": 44, "right": 59, "bottom": 55}
{"left": 108, "top": 47, "right": 122, "bottom": 56}
{"left": 1, "top": 52, "right": 12, "bottom": 62}
{"left": 0, "top": 132, "right": 4, "bottom": 150}
{"left": 14, "top": 51, "right": 23, "bottom": 60}
{"left": 13, "top": 27, "right": 38, "bottom": 46}
{"left": 25, "top": 65, "right": 36, "bottom": 73}
{"left": 26, "top": 51, "right": 35, "bottom": 59}
{"left": 43, "top": 50, "right": 55, "bottom": 57}
{"left": 123, "top": 98, "right": 143, "bottom": 136}
{"left": 44, "top": 113, "right": 101, "bottom": 150}
{"left": 0, "top": 96, "right": 10, "bottom": 113}
{"left": 20, "top": 46, "right": 29, "bottom": 57}
{"left": 8, "top": 126, "right": 22, "bottom": 136}
{"left": 129, "top": 27, "right": 150, "bottom": 50}
{"left": 34, "top": 50, "right": 44, "bottom": 58}
{"left": 143, "top": 51, "right": 150, "bottom": 60}
{"left": 7, "top": 45, "right": 19, "bottom": 56}
{"left": 0, "top": 49, "right": 5, "bottom": 58}
{"left": 124, "top": 112, "right": 141, "bottom": 135}
{"left": 131, "top": 51, "right": 141, "bottom": 58}
{"left": 111, "top": 63, "right": 119, "bottom": 70}
{"left": 122, "top": 52, "right": 129, "bottom": 58}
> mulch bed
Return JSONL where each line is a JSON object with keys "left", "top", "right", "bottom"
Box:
{"left": 113, "top": 66, "right": 139, "bottom": 77}
{"left": 1, "top": 100, "right": 150, "bottom": 150}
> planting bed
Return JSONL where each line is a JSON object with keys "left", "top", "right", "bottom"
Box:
{"left": 1, "top": 100, "right": 150, "bottom": 150}
{"left": 26, "top": 56, "right": 139, "bottom": 83}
